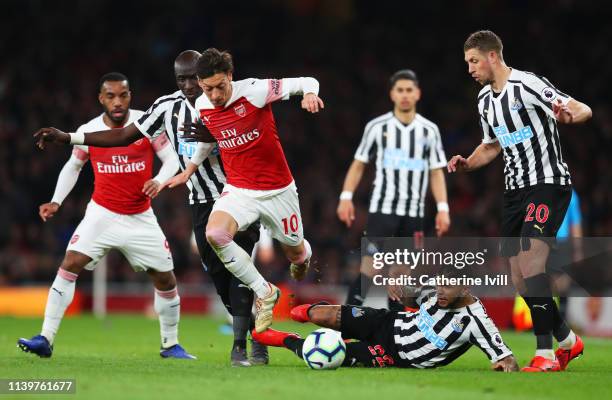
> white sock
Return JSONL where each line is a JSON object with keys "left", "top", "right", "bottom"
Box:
{"left": 214, "top": 240, "right": 270, "bottom": 298}
{"left": 558, "top": 331, "right": 577, "bottom": 350}
{"left": 535, "top": 349, "right": 556, "bottom": 360}
{"left": 41, "top": 269, "right": 77, "bottom": 344}
{"left": 155, "top": 288, "right": 180, "bottom": 348}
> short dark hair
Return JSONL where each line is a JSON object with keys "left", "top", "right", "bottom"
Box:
{"left": 389, "top": 69, "right": 419, "bottom": 89}
{"left": 99, "top": 72, "right": 129, "bottom": 92}
{"left": 196, "top": 48, "right": 234, "bottom": 79}
{"left": 463, "top": 30, "right": 504, "bottom": 59}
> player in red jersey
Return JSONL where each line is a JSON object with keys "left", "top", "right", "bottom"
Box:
{"left": 164, "top": 48, "right": 324, "bottom": 332}
{"left": 19, "top": 73, "right": 195, "bottom": 359}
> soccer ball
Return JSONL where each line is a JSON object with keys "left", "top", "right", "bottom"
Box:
{"left": 302, "top": 328, "right": 346, "bottom": 370}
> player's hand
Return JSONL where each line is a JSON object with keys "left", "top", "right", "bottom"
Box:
{"left": 336, "top": 199, "right": 355, "bottom": 228}
{"left": 179, "top": 120, "right": 216, "bottom": 143}
{"left": 447, "top": 155, "right": 470, "bottom": 173}
{"left": 159, "top": 172, "right": 190, "bottom": 191}
{"left": 435, "top": 211, "right": 450, "bottom": 237}
{"left": 492, "top": 355, "right": 519, "bottom": 372}
{"left": 142, "top": 179, "right": 161, "bottom": 198}
{"left": 39, "top": 202, "right": 60, "bottom": 222}
{"left": 33, "top": 127, "right": 71, "bottom": 150}
{"left": 301, "top": 93, "right": 324, "bottom": 114}
{"left": 553, "top": 99, "right": 574, "bottom": 124}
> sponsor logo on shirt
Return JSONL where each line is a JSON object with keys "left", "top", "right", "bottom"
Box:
{"left": 217, "top": 128, "right": 261, "bottom": 150}
{"left": 417, "top": 303, "right": 448, "bottom": 350}
{"left": 493, "top": 125, "right": 534, "bottom": 148}
{"left": 383, "top": 148, "right": 427, "bottom": 171}
{"left": 95, "top": 155, "right": 146, "bottom": 174}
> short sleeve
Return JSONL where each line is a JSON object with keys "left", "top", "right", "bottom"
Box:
{"left": 133, "top": 96, "right": 171, "bottom": 139}
{"left": 428, "top": 125, "right": 447, "bottom": 169}
{"left": 523, "top": 74, "right": 572, "bottom": 119}
{"left": 354, "top": 120, "right": 379, "bottom": 163}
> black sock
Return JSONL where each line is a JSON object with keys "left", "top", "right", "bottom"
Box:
{"left": 346, "top": 273, "right": 372, "bottom": 306}
{"left": 232, "top": 316, "right": 249, "bottom": 349}
{"left": 524, "top": 274, "right": 555, "bottom": 349}
{"left": 283, "top": 337, "right": 305, "bottom": 359}
{"left": 552, "top": 301, "right": 571, "bottom": 342}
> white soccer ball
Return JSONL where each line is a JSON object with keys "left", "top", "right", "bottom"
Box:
{"left": 302, "top": 328, "right": 346, "bottom": 370}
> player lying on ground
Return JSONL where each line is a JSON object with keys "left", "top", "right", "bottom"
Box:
{"left": 254, "top": 276, "right": 521, "bottom": 370}
{"left": 31, "top": 51, "right": 269, "bottom": 366}
{"left": 163, "top": 48, "right": 324, "bottom": 333}
{"left": 19, "top": 73, "right": 194, "bottom": 359}
{"left": 448, "top": 30, "right": 589, "bottom": 372}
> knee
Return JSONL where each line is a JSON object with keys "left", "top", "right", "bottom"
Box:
{"left": 151, "top": 271, "right": 176, "bottom": 291}
{"left": 59, "top": 255, "right": 86, "bottom": 275}
{"left": 206, "top": 227, "right": 233, "bottom": 248}
{"left": 286, "top": 241, "right": 310, "bottom": 265}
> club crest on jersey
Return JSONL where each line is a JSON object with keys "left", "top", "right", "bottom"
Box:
{"left": 510, "top": 98, "right": 523, "bottom": 111}
{"left": 451, "top": 318, "right": 464, "bottom": 333}
{"left": 234, "top": 104, "right": 247, "bottom": 117}
{"left": 541, "top": 87, "right": 557, "bottom": 102}
{"left": 70, "top": 234, "right": 80, "bottom": 244}
{"left": 352, "top": 307, "right": 365, "bottom": 318}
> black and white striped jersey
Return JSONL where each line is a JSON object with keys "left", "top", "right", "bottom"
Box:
{"left": 134, "top": 91, "right": 225, "bottom": 203}
{"left": 393, "top": 296, "right": 512, "bottom": 368}
{"left": 477, "top": 68, "right": 572, "bottom": 191}
{"left": 354, "top": 112, "right": 447, "bottom": 217}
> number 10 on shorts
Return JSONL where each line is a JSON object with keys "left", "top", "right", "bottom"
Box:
{"left": 282, "top": 213, "right": 299, "bottom": 235}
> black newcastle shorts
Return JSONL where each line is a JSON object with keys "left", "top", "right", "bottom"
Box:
{"left": 340, "top": 305, "right": 400, "bottom": 367}
{"left": 500, "top": 184, "right": 571, "bottom": 257}
{"left": 363, "top": 213, "right": 424, "bottom": 256}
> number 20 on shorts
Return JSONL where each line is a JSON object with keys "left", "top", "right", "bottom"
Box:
{"left": 524, "top": 203, "right": 549, "bottom": 223}
{"left": 282, "top": 213, "right": 299, "bottom": 235}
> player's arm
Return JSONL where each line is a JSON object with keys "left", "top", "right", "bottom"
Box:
{"left": 34, "top": 124, "right": 143, "bottom": 149}
{"left": 159, "top": 142, "right": 214, "bottom": 190}
{"left": 258, "top": 77, "right": 324, "bottom": 113}
{"left": 554, "top": 98, "right": 592, "bottom": 124}
{"left": 430, "top": 168, "right": 450, "bottom": 237}
{"left": 447, "top": 141, "right": 501, "bottom": 173}
{"left": 40, "top": 147, "right": 89, "bottom": 222}
{"left": 428, "top": 125, "right": 450, "bottom": 236}
{"left": 144, "top": 133, "right": 180, "bottom": 198}
{"left": 336, "top": 159, "right": 366, "bottom": 228}
{"left": 468, "top": 312, "right": 517, "bottom": 371}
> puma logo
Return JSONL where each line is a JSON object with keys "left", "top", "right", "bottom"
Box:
{"left": 225, "top": 257, "right": 236, "bottom": 265}
{"left": 534, "top": 224, "right": 544, "bottom": 234}
{"left": 532, "top": 304, "right": 547, "bottom": 310}
{"left": 174, "top": 113, "right": 179, "bottom": 119}
{"left": 52, "top": 288, "right": 64, "bottom": 296}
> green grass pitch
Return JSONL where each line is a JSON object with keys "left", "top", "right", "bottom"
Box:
{"left": 1, "top": 315, "right": 611, "bottom": 400}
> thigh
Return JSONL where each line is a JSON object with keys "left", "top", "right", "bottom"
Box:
{"left": 212, "top": 186, "right": 259, "bottom": 232}
{"left": 259, "top": 185, "right": 303, "bottom": 247}
{"left": 339, "top": 305, "right": 392, "bottom": 341}
{"left": 364, "top": 213, "right": 401, "bottom": 237}
{"left": 67, "top": 201, "right": 119, "bottom": 270}
{"left": 191, "top": 203, "right": 226, "bottom": 274}
{"left": 500, "top": 189, "right": 525, "bottom": 257}
{"left": 344, "top": 341, "right": 398, "bottom": 368}
{"left": 520, "top": 184, "right": 572, "bottom": 243}
{"left": 120, "top": 209, "right": 173, "bottom": 273}
{"left": 397, "top": 217, "right": 424, "bottom": 237}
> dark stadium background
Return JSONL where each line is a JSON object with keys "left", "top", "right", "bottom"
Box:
{"left": 1, "top": 0, "right": 610, "bottom": 288}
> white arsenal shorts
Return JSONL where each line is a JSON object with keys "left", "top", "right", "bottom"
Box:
{"left": 212, "top": 181, "right": 304, "bottom": 247}
{"left": 66, "top": 201, "right": 174, "bottom": 272}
